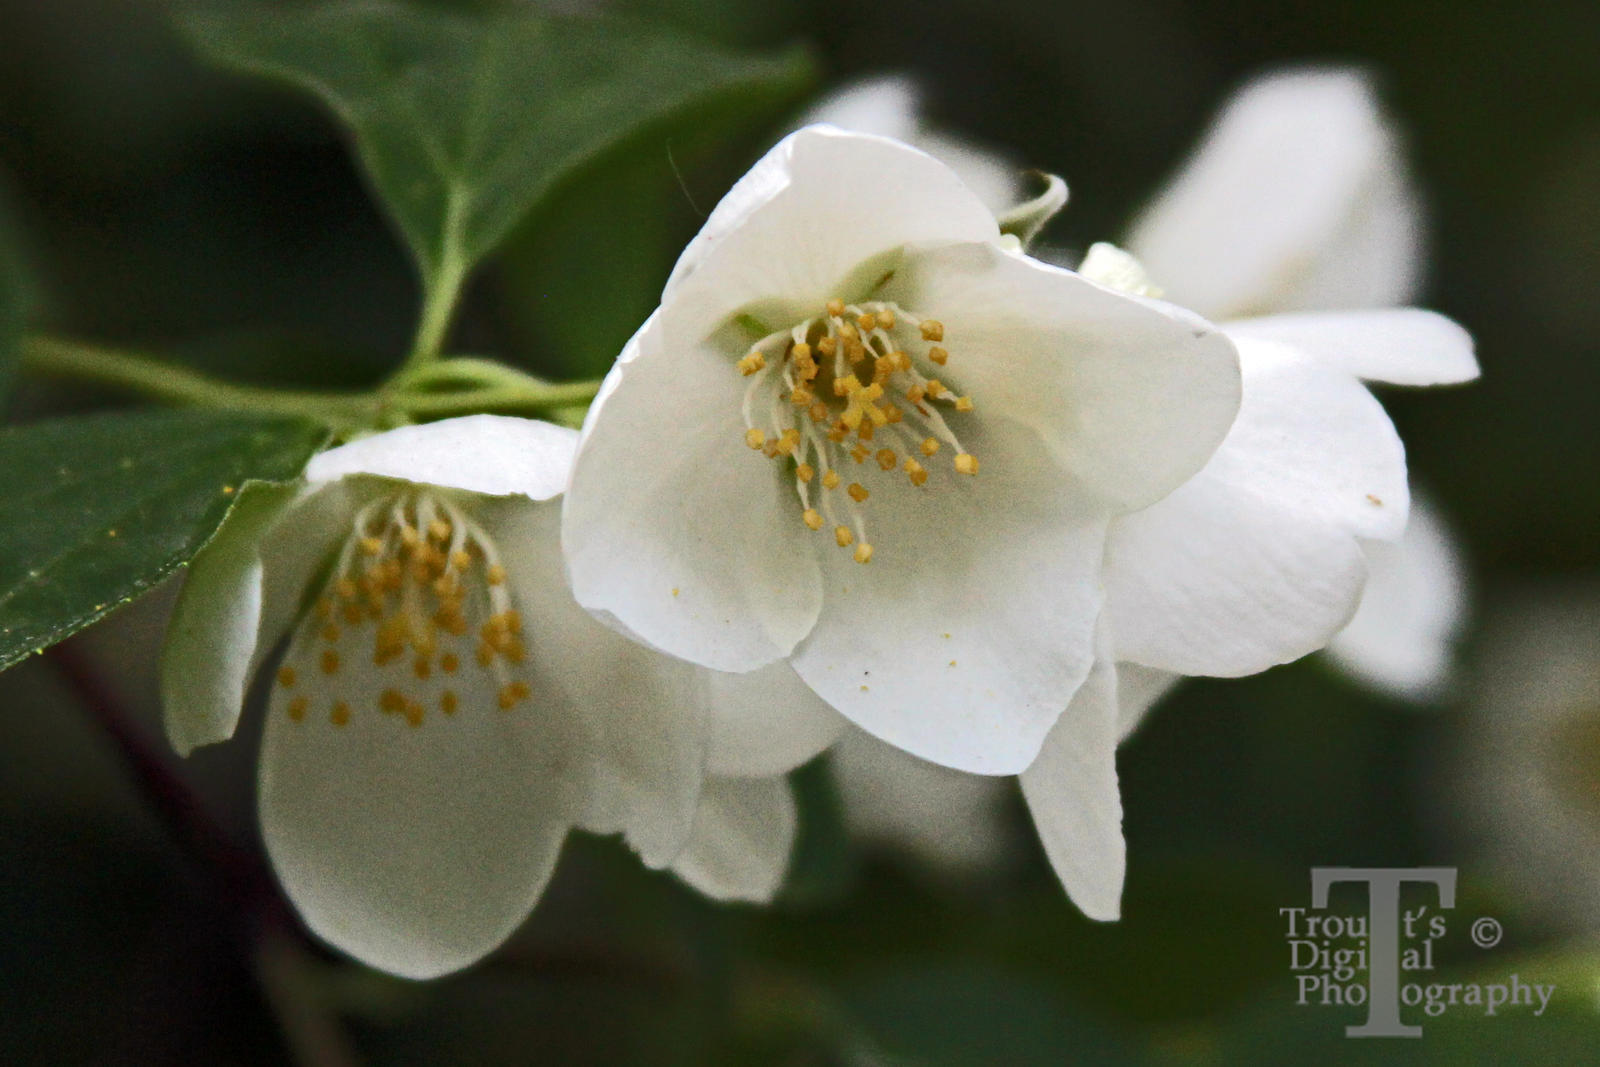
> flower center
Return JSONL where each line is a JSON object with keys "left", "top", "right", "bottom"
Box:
{"left": 735, "top": 298, "right": 978, "bottom": 563}
{"left": 273, "top": 490, "right": 529, "bottom": 728}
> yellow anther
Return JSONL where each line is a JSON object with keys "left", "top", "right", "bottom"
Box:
{"left": 404, "top": 701, "right": 425, "bottom": 728}
{"left": 848, "top": 483, "right": 869, "bottom": 503}
{"left": 954, "top": 453, "right": 980, "bottom": 475}
{"left": 827, "top": 298, "right": 846, "bottom": 317}
{"left": 921, "top": 437, "right": 940, "bottom": 456}
{"left": 920, "top": 319, "right": 945, "bottom": 341}
{"left": 440, "top": 652, "right": 460, "bottom": 674}
{"left": 737, "top": 351, "right": 766, "bottom": 376}
{"left": 833, "top": 373, "right": 861, "bottom": 398}
{"left": 791, "top": 341, "right": 811, "bottom": 363}
{"left": 427, "top": 519, "right": 451, "bottom": 543}
{"left": 287, "top": 696, "right": 308, "bottom": 721}
{"left": 834, "top": 525, "right": 855, "bottom": 547}
{"left": 450, "top": 549, "right": 472, "bottom": 571}
{"left": 894, "top": 351, "right": 912, "bottom": 372}
{"left": 440, "top": 691, "right": 459, "bottom": 716}
{"left": 360, "top": 536, "right": 384, "bottom": 556}
{"left": 802, "top": 508, "right": 824, "bottom": 530}
{"left": 905, "top": 458, "right": 929, "bottom": 486}
{"left": 846, "top": 341, "right": 867, "bottom": 363}
{"left": 777, "top": 428, "right": 801, "bottom": 455}
{"left": 790, "top": 386, "right": 814, "bottom": 405}
{"left": 320, "top": 623, "right": 340, "bottom": 643}
{"left": 853, "top": 543, "right": 874, "bottom": 564}
{"left": 955, "top": 395, "right": 974, "bottom": 412}
{"left": 874, "top": 354, "right": 897, "bottom": 380}
{"left": 336, "top": 578, "right": 359, "bottom": 600}
{"left": 925, "top": 379, "right": 947, "bottom": 399}
{"left": 277, "top": 666, "right": 297, "bottom": 689}
{"left": 342, "top": 602, "right": 364, "bottom": 625}
{"left": 850, "top": 444, "right": 870, "bottom": 464}
{"left": 822, "top": 470, "right": 841, "bottom": 490}
{"left": 320, "top": 649, "right": 340, "bottom": 675}
{"left": 816, "top": 336, "right": 837, "bottom": 358}
{"left": 414, "top": 656, "right": 432, "bottom": 680}
{"left": 497, "top": 684, "right": 520, "bottom": 711}
{"left": 763, "top": 439, "right": 780, "bottom": 458}
{"left": 330, "top": 702, "right": 351, "bottom": 727}
{"left": 315, "top": 597, "right": 334, "bottom": 620}
{"left": 839, "top": 322, "right": 859, "bottom": 343}
{"left": 399, "top": 526, "right": 421, "bottom": 549}
{"left": 487, "top": 564, "right": 507, "bottom": 586}
{"left": 745, "top": 428, "right": 766, "bottom": 450}
{"left": 857, "top": 312, "right": 877, "bottom": 331}
{"left": 878, "top": 309, "right": 896, "bottom": 328}
{"left": 476, "top": 643, "right": 495, "bottom": 667}
{"left": 796, "top": 463, "right": 815, "bottom": 483}
{"left": 884, "top": 403, "right": 904, "bottom": 424}
{"left": 866, "top": 404, "right": 889, "bottom": 428}
{"left": 857, "top": 420, "right": 876, "bottom": 442}
{"left": 876, "top": 449, "right": 897, "bottom": 471}
{"left": 380, "top": 689, "right": 406, "bottom": 714}
{"left": 928, "top": 345, "right": 949, "bottom": 365}
{"left": 907, "top": 385, "right": 926, "bottom": 404}
{"left": 809, "top": 402, "right": 830, "bottom": 422}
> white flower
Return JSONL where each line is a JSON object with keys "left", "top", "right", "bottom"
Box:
{"left": 160, "top": 415, "right": 813, "bottom": 979}
{"left": 562, "top": 125, "right": 1243, "bottom": 779}
{"left": 825, "top": 70, "right": 1477, "bottom": 916}
{"left": 794, "top": 75, "right": 1025, "bottom": 214}
{"left": 1449, "top": 585, "right": 1600, "bottom": 934}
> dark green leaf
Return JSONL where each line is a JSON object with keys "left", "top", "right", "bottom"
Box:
{"left": 176, "top": 0, "right": 814, "bottom": 296}
{"left": 0, "top": 410, "right": 327, "bottom": 671}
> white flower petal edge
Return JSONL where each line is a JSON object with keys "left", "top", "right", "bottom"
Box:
{"left": 304, "top": 414, "right": 577, "bottom": 500}
{"left": 1223, "top": 308, "right": 1479, "bottom": 386}
{"left": 797, "top": 75, "right": 1025, "bottom": 214}
{"left": 1018, "top": 650, "right": 1122, "bottom": 920}
{"left": 668, "top": 775, "right": 798, "bottom": 903}
{"left": 1327, "top": 496, "right": 1468, "bottom": 700}
{"left": 565, "top": 126, "right": 1242, "bottom": 775}
{"left": 705, "top": 661, "right": 847, "bottom": 777}
{"left": 1127, "top": 67, "right": 1422, "bottom": 319}
{"left": 1103, "top": 336, "right": 1407, "bottom": 676}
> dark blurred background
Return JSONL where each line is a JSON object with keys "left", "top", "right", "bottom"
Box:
{"left": 1, "top": 0, "right": 1597, "bottom": 1062}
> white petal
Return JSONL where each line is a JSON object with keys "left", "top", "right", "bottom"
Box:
{"left": 790, "top": 414, "right": 1111, "bottom": 775}
{"left": 1019, "top": 653, "right": 1123, "bottom": 921}
{"left": 706, "top": 662, "right": 847, "bottom": 777}
{"left": 888, "top": 242, "right": 1242, "bottom": 511}
{"left": 1224, "top": 309, "right": 1478, "bottom": 386}
{"left": 564, "top": 316, "right": 823, "bottom": 673}
{"left": 1104, "top": 337, "right": 1406, "bottom": 676}
{"left": 259, "top": 626, "right": 585, "bottom": 980}
{"left": 795, "top": 75, "right": 921, "bottom": 143}
{"left": 492, "top": 499, "right": 710, "bottom": 868}
{"left": 306, "top": 416, "right": 577, "bottom": 500}
{"left": 1127, "top": 67, "right": 1420, "bottom": 319}
{"left": 796, "top": 77, "right": 1023, "bottom": 215}
{"left": 831, "top": 725, "right": 1014, "bottom": 873}
{"left": 668, "top": 775, "right": 797, "bottom": 903}
{"left": 1326, "top": 494, "right": 1468, "bottom": 699}
{"left": 1115, "top": 663, "right": 1182, "bottom": 741}
{"left": 161, "top": 482, "right": 297, "bottom": 756}
{"left": 662, "top": 126, "right": 1000, "bottom": 331}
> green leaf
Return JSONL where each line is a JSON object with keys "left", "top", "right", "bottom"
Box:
{"left": 176, "top": 1, "right": 814, "bottom": 301}
{"left": 0, "top": 410, "right": 327, "bottom": 671}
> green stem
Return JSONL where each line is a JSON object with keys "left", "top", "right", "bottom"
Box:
{"left": 395, "top": 190, "right": 469, "bottom": 380}
{"left": 20, "top": 335, "right": 379, "bottom": 427}
{"left": 393, "top": 378, "right": 601, "bottom": 417}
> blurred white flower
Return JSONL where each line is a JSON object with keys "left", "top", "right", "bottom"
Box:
{"left": 161, "top": 415, "right": 813, "bottom": 978}
{"left": 794, "top": 74, "right": 1024, "bottom": 214}
{"left": 1450, "top": 585, "right": 1600, "bottom": 933}
{"left": 563, "top": 126, "right": 1242, "bottom": 784}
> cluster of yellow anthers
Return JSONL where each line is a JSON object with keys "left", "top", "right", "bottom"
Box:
{"left": 275, "top": 492, "right": 531, "bottom": 728}
{"left": 737, "top": 298, "right": 979, "bottom": 563}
